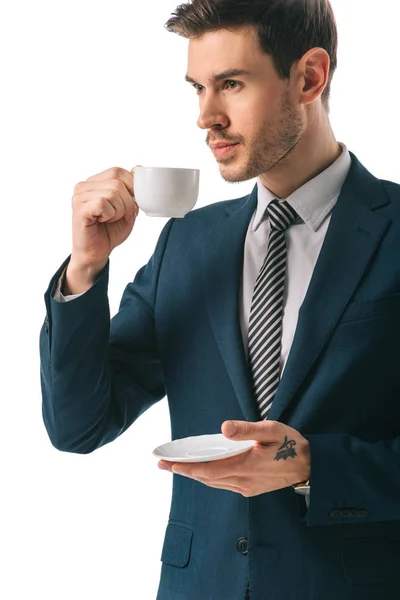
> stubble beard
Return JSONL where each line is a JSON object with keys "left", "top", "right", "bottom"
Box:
{"left": 219, "top": 88, "right": 306, "bottom": 184}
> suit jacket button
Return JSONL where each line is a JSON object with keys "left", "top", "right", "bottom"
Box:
{"left": 237, "top": 538, "right": 248, "bottom": 554}
{"left": 341, "top": 509, "right": 351, "bottom": 518}
{"left": 357, "top": 510, "right": 368, "bottom": 518}
{"left": 330, "top": 509, "right": 343, "bottom": 519}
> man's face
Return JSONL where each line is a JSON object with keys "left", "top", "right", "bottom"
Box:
{"left": 187, "top": 27, "right": 306, "bottom": 183}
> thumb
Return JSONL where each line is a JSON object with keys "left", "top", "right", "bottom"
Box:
{"left": 221, "top": 420, "right": 280, "bottom": 441}
{"left": 130, "top": 164, "right": 143, "bottom": 173}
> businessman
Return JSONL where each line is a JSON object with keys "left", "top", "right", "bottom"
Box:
{"left": 40, "top": 1, "right": 400, "bottom": 599}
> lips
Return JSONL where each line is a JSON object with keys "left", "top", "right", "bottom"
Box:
{"left": 212, "top": 143, "right": 240, "bottom": 159}
{"left": 210, "top": 142, "right": 238, "bottom": 150}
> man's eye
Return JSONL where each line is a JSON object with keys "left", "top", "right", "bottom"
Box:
{"left": 193, "top": 80, "right": 240, "bottom": 94}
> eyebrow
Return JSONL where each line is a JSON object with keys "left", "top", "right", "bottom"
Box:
{"left": 185, "top": 68, "right": 251, "bottom": 85}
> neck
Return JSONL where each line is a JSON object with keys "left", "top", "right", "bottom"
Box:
{"left": 258, "top": 108, "right": 342, "bottom": 199}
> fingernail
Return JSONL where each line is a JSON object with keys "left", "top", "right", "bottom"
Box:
{"left": 226, "top": 422, "right": 237, "bottom": 436}
{"left": 158, "top": 464, "right": 170, "bottom": 471}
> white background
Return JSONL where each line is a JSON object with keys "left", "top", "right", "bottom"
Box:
{"left": 1, "top": 0, "right": 399, "bottom": 598}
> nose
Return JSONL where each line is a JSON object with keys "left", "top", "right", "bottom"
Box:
{"left": 196, "top": 93, "right": 229, "bottom": 130}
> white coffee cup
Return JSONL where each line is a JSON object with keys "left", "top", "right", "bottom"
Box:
{"left": 133, "top": 166, "right": 200, "bottom": 218}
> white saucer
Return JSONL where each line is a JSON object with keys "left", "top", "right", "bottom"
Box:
{"left": 153, "top": 433, "right": 255, "bottom": 463}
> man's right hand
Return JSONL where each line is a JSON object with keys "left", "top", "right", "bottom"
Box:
{"left": 64, "top": 166, "right": 139, "bottom": 295}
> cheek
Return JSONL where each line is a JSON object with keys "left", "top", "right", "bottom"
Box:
{"left": 233, "top": 99, "right": 273, "bottom": 136}
{"left": 231, "top": 107, "right": 257, "bottom": 141}
{"left": 252, "top": 88, "right": 282, "bottom": 123}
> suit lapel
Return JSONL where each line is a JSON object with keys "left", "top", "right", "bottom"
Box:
{"left": 267, "top": 153, "right": 390, "bottom": 422}
{"left": 202, "top": 185, "right": 261, "bottom": 422}
{"left": 202, "top": 153, "right": 391, "bottom": 425}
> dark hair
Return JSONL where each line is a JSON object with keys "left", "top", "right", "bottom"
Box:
{"left": 165, "top": 0, "right": 338, "bottom": 107}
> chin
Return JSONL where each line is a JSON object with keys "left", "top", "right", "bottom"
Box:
{"left": 219, "top": 162, "right": 254, "bottom": 184}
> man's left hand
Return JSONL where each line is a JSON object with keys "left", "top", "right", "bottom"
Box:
{"left": 158, "top": 420, "right": 311, "bottom": 497}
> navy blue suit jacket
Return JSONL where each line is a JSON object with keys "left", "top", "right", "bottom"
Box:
{"left": 40, "top": 151, "right": 400, "bottom": 599}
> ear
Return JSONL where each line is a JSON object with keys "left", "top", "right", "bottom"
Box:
{"left": 298, "top": 47, "right": 330, "bottom": 105}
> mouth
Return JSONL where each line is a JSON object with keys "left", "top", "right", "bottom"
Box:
{"left": 211, "top": 143, "right": 240, "bottom": 159}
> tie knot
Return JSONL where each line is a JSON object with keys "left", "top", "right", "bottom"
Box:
{"left": 267, "top": 199, "right": 298, "bottom": 231}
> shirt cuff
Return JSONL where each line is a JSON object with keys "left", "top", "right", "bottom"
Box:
{"left": 52, "top": 265, "right": 85, "bottom": 302}
{"left": 293, "top": 484, "right": 311, "bottom": 508}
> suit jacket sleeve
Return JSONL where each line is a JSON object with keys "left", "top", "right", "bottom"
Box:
{"left": 303, "top": 432, "right": 400, "bottom": 526}
{"left": 40, "top": 219, "right": 174, "bottom": 454}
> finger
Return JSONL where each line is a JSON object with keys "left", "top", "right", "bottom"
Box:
{"left": 194, "top": 473, "right": 249, "bottom": 486}
{"left": 159, "top": 460, "right": 241, "bottom": 485}
{"left": 86, "top": 166, "right": 135, "bottom": 196}
{"left": 222, "top": 419, "right": 282, "bottom": 442}
{"left": 75, "top": 190, "right": 126, "bottom": 224}
{"left": 74, "top": 180, "right": 137, "bottom": 223}
{"left": 171, "top": 459, "right": 242, "bottom": 481}
{"left": 195, "top": 479, "right": 244, "bottom": 493}
{"left": 157, "top": 460, "right": 236, "bottom": 479}
{"left": 170, "top": 447, "right": 253, "bottom": 480}
{"left": 158, "top": 461, "right": 172, "bottom": 471}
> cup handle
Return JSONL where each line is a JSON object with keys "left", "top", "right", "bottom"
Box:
{"left": 130, "top": 165, "right": 143, "bottom": 173}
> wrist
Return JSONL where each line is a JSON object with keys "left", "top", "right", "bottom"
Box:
{"left": 64, "top": 258, "right": 108, "bottom": 295}
{"left": 292, "top": 439, "right": 311, "bottom": 488}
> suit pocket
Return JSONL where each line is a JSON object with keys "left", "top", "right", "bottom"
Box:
{"left": 340, "top": 293, "right": 400, "bottom": 323}
{"left": 161, "top": 522, "right": 193, "bottom": 568}
{"left": 342, "top": 537, "right": 400, "bottom": 584}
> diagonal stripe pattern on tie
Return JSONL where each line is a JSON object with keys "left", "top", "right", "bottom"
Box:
{"left": 248, "top": 199, "right": 298, "bottom": 419}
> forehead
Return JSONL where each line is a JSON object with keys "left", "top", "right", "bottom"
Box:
{"left": 187, "top": 26, "right": 269, "bottom": 74}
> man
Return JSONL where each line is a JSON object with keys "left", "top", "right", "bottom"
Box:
{"left": 40, "top": 0, "right": 400, "bottom": 599}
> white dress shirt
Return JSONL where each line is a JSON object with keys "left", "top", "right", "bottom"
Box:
{"left": 240, "top": 141, "right": 351, "bottom": 373}
{"left": 55, "top": 142, "right": 352, "bottom": 373}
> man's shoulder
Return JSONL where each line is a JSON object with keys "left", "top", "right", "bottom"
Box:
{"left": 379, "top": 177, "right": 400, "bottom": 221}
{"left": 176, "top": 192, "right": 252, "bottom": 227}
{"left": 381, "top": 178, "right": 400, "bottom": 200}
{"left": 190, "top": 194, "right": 250, "bottom": 217}
{"left": 161, "top": 191, "right": 254, "bottom": 252}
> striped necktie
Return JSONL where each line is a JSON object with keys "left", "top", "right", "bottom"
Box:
{"left": 248, "top": 199, "right": 298, "bottom": 419}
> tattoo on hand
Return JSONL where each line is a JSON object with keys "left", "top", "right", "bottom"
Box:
{"left": 274, "top": 436, "right": 297, "bottom": 461}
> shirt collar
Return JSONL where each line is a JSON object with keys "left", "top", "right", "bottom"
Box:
{"left": 252, "top": 142, "right": 352, "bottom": 233}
